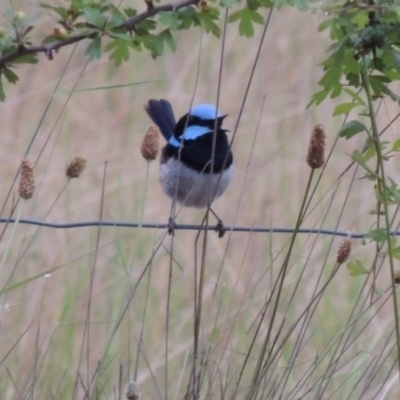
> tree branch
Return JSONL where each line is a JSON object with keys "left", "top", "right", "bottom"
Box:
{"left": 123, "top": 0, "right": 199, "bottom": 31}
{"left": 0, "top": 0, "right": 200, "bottom": 69}
{"left": 0, "top": 34, "right": 88, "bottom": 68}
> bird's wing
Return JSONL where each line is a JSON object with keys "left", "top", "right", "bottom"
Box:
{"left": 145, "top": 99, "right": 176, "bottom": 141}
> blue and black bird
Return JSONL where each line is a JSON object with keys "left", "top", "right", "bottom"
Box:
{"left": 145, "top": 99, "right": 234, "bottom": 236}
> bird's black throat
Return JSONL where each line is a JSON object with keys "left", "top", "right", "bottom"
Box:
{"left": 161, "top": 130, "right": 233, "bottom": 174}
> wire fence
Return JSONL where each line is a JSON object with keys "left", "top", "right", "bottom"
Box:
{"left": 0, "top": 218, "right": 392, "bottom": 239}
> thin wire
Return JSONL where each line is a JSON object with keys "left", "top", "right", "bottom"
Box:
{"left": 2, "top": 217, "right": 388, "bottom": 238}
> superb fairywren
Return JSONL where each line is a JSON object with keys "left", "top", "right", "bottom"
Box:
{"left": 145, "top": 99, "right": 234, "bottom": 235}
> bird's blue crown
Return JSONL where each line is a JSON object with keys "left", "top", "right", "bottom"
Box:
{"left": 168, "top": 103, "right": 224, "bottom": 147}
{"left": 190, "top": 104, "right": 223, "bottom": 120}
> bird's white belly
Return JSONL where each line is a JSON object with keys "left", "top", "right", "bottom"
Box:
{"left": 159, "top": 158, "right": 233, "bottom": 208}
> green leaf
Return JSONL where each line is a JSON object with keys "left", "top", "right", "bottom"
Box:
{"left": 352, "top": 150, "right": 378, "bottom": 178}
{"left": 258, "top": 0, "right": 273, "bottom": 6}
{"left": 135, "top": 19, "right": 157, "bottom": 35}
{"left": 384, "top": 87, "right": 400, "bottom": 105}
{"left": 148, "top": 29, "right": 176, "bottom": 56}
{"left": 343, "top": 52, "right": 361, "bottom": 75}
{"left": 161, "top": 29, "right": 176, "bottom": 52}
{"left": 343, "top": 88, "right": 366, "bottom": 106}
{"left": 0, "top": 35, "right": 14, "bottom": 53}
{"left": 228, "top": 9, "right": 243, "bottom": 22}
{"left": 330, "top": 83, "right": 343, "bottom": 98}
{"left": 107, "top": 14, "right": 126, "bottom": 29}
{"left": 294, "top": 0, "right": 308, "bottom": 11}
{"left": 390, "top": 244, "right": 400, "bottom": 260}
{"left": 176, "top": 6, "right": 196, "bottom": 29}
{"left": 353, "top": 11, "right": 369, "bottom": 29}
{"left": 220, "top": 0, "right": 240, "bottom": 6}
{"left": 197, "top": 9, "right": 221, "bottom": 37}
{"left": 333, "top": 102, "right": 359, "bottom": 116}
{"left": 367, "top": 228, "right": 388, "bottom": 243}
{"left": 105, "top": 39, "right": 131, "bottom": 66}
{"left": 3, "top": 67, "right": 19, "bottom": 84}
{"left": 363, "top": 143, "right": 376, "bottom": 162}
{"left": 245, "top": 0, "right": 273, "bottom": 10}
{"left": 390, "top": 247, "right": 400, "bottom": 259}
{"left": 124, "top": 8, "right": 137, "bottom": 18}
{"left": 246, "top": 0, "right": 258, "bottom": 9}
{"left": 319, "top": 64, "right": 342, "bottom": 90}
{"left": 84, "top": 7, "right": 106, "bottom": 28}
{"left": 347, "top": 260, "right": 369, "bottom": 277}
{"left": 108, "top": 32, "right": 133, "bottom": 41}
{"left": 40, "top": 3, "right": 70, "bottom": 21}
{"left": 386, "top": 179, "right": 400, "bottom": 205}
{"left": 338, "top": 120, "right": 368, "bottom": 139}
{"left": 392, "top": 139, "right": 400, "bottom": 152}
{"left": 368, "top": 75, "right": 391, "bottom": 98}
{"left": 140, "top": 33, "right": 163, "bottom": 58}
{"left": 228, "top": 8, "right": 264, "bottom": 37}
{"left": 307, "top": 89, "right": 328, "bottom": 108}
{"left": 108, "top": 4, "right": 125, "bottom": 19}
{"left": 8, "top": 53, "right": 38, "bottom": 65}
{"left": 86, "top": 36, "right": 102, "bottom": 59}
{"left": 275, "top": 0, "right": 310, "bottom": 10}
{"left": 390, "top": 189, "right": 400, "bottom": 205}
{"left": 318, "top": 19, "right": 332, "bottom": 33}
{"left": 159, "top": 11, "right": 180, "bottom": 30}
{"left": 347, "top": 72, "right": 360, "bottom": 88}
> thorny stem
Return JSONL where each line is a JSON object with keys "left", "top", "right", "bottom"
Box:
{"left": 361, "top": 55, "right": 400, "bottom": 382}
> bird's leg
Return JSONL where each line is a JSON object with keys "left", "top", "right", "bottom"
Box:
{"left": 209, "top": 208, "right": 226, "bottom": 238}
{"left": 167, "top": 217, "right": 176, "bottom": 235}
{"left": 168, "top": 200, "right": 177, "bottom": 235}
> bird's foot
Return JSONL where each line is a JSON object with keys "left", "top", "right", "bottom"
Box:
{"left": 215, "top": 219, "right": 226, "bottom": 238}
{"left": 167, "top": 217, "right": 176, "bottom": 236}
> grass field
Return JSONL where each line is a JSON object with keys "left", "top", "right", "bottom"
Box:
{"left": 0, "top": 1, "right": 399, "bottom": 399}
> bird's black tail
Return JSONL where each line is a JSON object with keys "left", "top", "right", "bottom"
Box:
{"left": 145, "top": 99, "right": 176, "bottom": 141}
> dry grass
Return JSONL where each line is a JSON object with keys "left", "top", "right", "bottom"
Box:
{"left": 0, "top": 2, "right": 399, "bottom": 399}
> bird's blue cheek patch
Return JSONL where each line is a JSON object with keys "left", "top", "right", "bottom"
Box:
{"left": 168, "top": 136, "right": 181, "bottom": 147}
{"left": 168, "top": 125, "right": 211, "bottom": 146}
{"left": 182, "top": 125, "right": 210, "bottom": 141}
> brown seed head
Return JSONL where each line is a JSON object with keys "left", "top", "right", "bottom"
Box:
{"left": 126, "top": 381, "right": 140, "bottom": 400}
{"left": 394, "top": 271, "right": 400, "bottom": 284}
{"left": 18, "top": 159, "right": 35, "bottom": 200}
{"left": 307, "top": 124, "right": 325, "bottom": 169}
{"left": 141, "top": 126, "right": 160, "bottom": 161}
{"left": 337, "top": 239, "right": 352, "bottom": 265}
{"left": 66, "top": 156, "right": 87, "bottom": 179}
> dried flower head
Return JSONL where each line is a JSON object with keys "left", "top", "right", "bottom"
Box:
{"left": 307, "top": 124, "right": 325, "bottom": 169}
{"left": 66, "top": 156, "right": 87, "bottom": 179}
{"left": 126, "top": 381, "right": 140, "bottom": 400}
{"left": 337, "top": 239, "right": 352, "bottom": 265}
{"left": 394, "top": 271, "right": 400, "bottom": 284}
{"left": 141, "top": 125, "right": 160, "bottom": 161}
{"left": 18, "top": 159, "right": 35, "bottom": 200}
